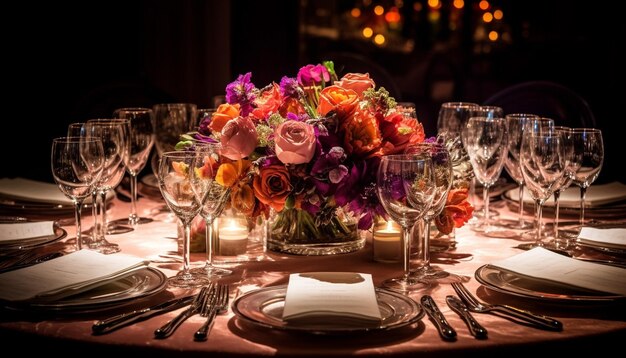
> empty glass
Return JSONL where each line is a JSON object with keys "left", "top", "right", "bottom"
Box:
{"left": 153, "top": 103, "right": 198, "bottom": 157}
{"left": 51, "top": 137, "right": 104, "bottom": 251}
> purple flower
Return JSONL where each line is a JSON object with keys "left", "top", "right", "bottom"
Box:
{"left": 297, "top": 64, "right": 330, "bottom": 86}
{"left": 336, "top": 157, "right": 385, "bottom": 230}
{"left": 225, "top": 72, "right": 256, "bottom": 116}
{"left": 310, "top": 147, "right": 348, "bottom": 196}
{"left": 279, "top": 76, "right": 299, "bottom": 98}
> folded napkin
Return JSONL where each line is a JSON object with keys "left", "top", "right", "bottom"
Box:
{"left": 506, "top": 181, "right": 626, "bottom": 207}
{"left": 0, "top": 250, "right": 149, "bottom": 302}
{"left": 282, "top": 272, "right": 382, "bottom": 327}
{"left": 0, "top": 178, "right": 113, "bottom": 205}
{"left": 489, "top": 247, "right": 626, "bottom": 296}
{"left": 578, "top": 227, "right": 626, "bottom": 249}
{"left": 0, "top": 221, "right": 55, "bottom": 243}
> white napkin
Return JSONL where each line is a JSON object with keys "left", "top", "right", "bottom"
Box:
{"left": 282, "top": 272, "right": 382, "bottom": 327}
{"left": 0, "top": 250, "right": 149, "bottom": 302}
{"left": 506, "top": 181, "right": 626, "bottom": 207}
{"left": 0, "top": 178, "right": 113, "bottom": 204}
{"left": 578, "top": 227, "right": 626, "bottom": 249}
{"left": 0, "top": 221, "right": 55, "bottom": 242}
{"left": 489, "top": 247, "right": 626, "bottom": 296}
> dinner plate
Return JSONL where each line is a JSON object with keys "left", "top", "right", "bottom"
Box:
{"left": 3, "top": 267, "right": 168, "bottom": 312}
{"left": 231, "top": 285, "right": 424, "bottom": 334}
{"left": 475, "top": 264, "right": 625, "bottom": 303}
{"left": 575, "top": 239, "right": 626, "bottom": 255}
{"left": 0, "top": 225, "right": 67, "bottom": 250}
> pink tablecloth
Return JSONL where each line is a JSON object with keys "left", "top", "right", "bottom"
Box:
{"left": 1, "top": 193, "right": 625, "bottom": 357}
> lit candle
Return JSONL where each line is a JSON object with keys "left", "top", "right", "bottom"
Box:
{"left": 373, "top": 220, "right": 402, "bottom": 263}
{"left": 218, "top": 218, "right": 248, "bottom": 256}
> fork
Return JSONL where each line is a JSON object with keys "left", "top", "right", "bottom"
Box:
{"left": 154, "top": 285, "right": 212, "bottom": 338}
{"left": 451, "top": 282, "right": 563, "bottom": 331}
{"left": 194, "top": 284, "right": 229, "bottom": 341}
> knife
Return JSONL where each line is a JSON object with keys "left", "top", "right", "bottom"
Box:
{"left": 446, "top": 295, "right": 488, "bottom": 339}
{"left": 92, "top": 295, "right": 194, "bottom": 335}
{"left": 421, "top": 295, "right": 457, "bottom": 341}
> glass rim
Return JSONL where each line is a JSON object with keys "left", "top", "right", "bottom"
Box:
{"left": 441, "top": 102, "right": 480, "bottom": 109}
{"left": 52, "top": 136, "right": 102, "bottom": 143}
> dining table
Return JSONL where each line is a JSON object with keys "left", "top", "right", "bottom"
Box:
{"left": 1, "top": 180, "right": 625, "bottom": 357}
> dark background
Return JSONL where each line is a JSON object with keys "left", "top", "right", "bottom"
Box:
{"left": 2, "top": 0, "right": 624, "bottom": 184}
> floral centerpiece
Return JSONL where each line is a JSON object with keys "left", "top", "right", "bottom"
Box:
{"left": 182, "top": 61, "right": 473, "bottom": 255}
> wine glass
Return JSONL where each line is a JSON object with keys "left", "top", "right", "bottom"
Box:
{"left": 405, "top": 142, "right": 459, "bottom": 283}
{"left": 112, "top": 107, "right": 155, "bottom": 226}
{"left": 51, "top": 137, "right": 104, "bottom": 251}
{"left": 569, "top": 128, "right": 604, "bottom": 233}
{"left": 153, "top": 103, "right": 198, "bottom": 157}
{"left": 520, "top": 127, "right": 566, "bottom": 248}
{"left": 83, "top": 119, "right": 131, "bottom": 253}
{"left": 502, "top": 113, "right": 539, "bottom": 230}
{"left": 436, "top": 102, "right": 480, "bottom": 137}
{"left": 157, "top": 151, "right": 210, "bottom": 288}
{"left": 463, "top": 116, "right": 508, "bottom": 234}
{"left": 377, "top": 154, "right": 435, "bottom": 292}
{"left": 189, "top": 143, "right": 232, "bottom": 278}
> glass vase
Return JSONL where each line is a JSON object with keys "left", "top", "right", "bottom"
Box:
{"left": 266, "top": 206, "right": 364, "bottom": 255}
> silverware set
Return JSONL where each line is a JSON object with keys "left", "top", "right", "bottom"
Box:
{"left": 92, "top": 283, "right": 229, "bottom": 340}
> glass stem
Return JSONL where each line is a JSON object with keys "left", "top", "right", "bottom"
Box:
{"left": 554, "top": 190, "right": 561, "bottom": 239}
{"left": 535, "top": 200, "right": 544, "bottom": 246}
{"left": 402, "top": 222, "right": 413, "bottom": 280}
{"left": 74, "top": 200, "right": 84, "bottom": 251}
{"left": 579, "top": 186, "right": 588, "bottom": 229}
{"left": 182, "top": 220, "right": 191, "bottom": 273}
{"left": 129, "top": 174, "right": 139, "bottom": 225}
{"left": 420, "top": 219, "right": 431, "bottom": 268}
{"left": 517, "top": 184, "right": 525, "bottom": 228}
{"left": 91, "top": 191, "right": 99, "bottom": 243}
{"left": 483, "top": 184, "right": 491, "bottom": 231}
{"left": 99, "top": 191, "right": 108, "bottom": 239}
{"left": 205, "top": 217, "right": 215, "bottom": 267}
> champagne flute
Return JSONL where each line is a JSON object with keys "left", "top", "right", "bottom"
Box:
{"left": 112, "top": 107, "right": 155, "bottom": 226}
{"left": 189, "top": 143, "right": 232, "bottom": 278}
{"left": 569, "top": 128, "right": 604, "bottom": 232}
{"left": 463, "top": 116, "right": 508, "bottom": 234}
{"left": 502, "top": 113, "right": 539, "bottom": 230}
{"left": 377, "top": 154, "right": 435, "bottom": 292}
{"left": 51, "top": 137, "right": 104, "bottom": 251}
{"left": 157, "top": 151, "right": 210, "bottom": 288}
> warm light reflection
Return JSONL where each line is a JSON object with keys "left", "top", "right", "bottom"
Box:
{"left": 428, "top": 0, "right": 441, "bottom": 9}
{"left": 453, "top": 0, "right": 464, "bottom": 9}
{"left": 483, "top": 12, "right": 493, "bottom": 23}
{"left": 374, "top": 5, "right": 384, "bottom": 15}
{"left": 479, "top": 0, "right": 490, "bottom": 10}
{"left": 489, "top": 31, "right": 499, "bottom": 41}
{"left": 362, "top": 27, "right": 373, "bottom": 38}
{"left": 494, "top": 9, "right": 503, "bottom": 20}
{"left": 414, "top": 2, "right": 423, "bottom": 11}
{"left": 351, "top": 8, "right": 361, "bottom": 18}
{"left": 374, "top": 34, "right": 385, "bottom": 45}
{"left": 428, "top": 10, "right": 440, "bottom": 21}
{"left": 385, "top": 7, "right": 401, "bottom": 23}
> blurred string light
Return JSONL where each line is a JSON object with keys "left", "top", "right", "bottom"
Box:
{"left": 483, "top": 12, "right": 493, "bottom": 23}
{"left": 351, "top": 8, "right": 361, "bottom": 17}
{"left": 488, "top": 30, "right": 498, "bottom": 41}
{"left": 479, "top": 0, "right": 490, "bottom": 10}
{"left": 363, "top": 27, "right": 374, "bottom": 38}
{"left": 493, "top": 9, "right": 503, "bottom": 20}
{"left": 453, "top": 0, "right": 464, "bottom": 10}
{"left": 374, "top": 5, "right": 384, "bottom": 15}
{"left": 428, "top": 0, "right": 442, "bottom": 10}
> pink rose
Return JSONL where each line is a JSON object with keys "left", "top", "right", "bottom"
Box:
{"left": 335, "top": 73, "right": 375, "bottom": 96}
{"left": 220, "top": 116, "right": 258, "bottom": 160}
{"left": 275, "top": 120, "right": 316, "bottom": 164}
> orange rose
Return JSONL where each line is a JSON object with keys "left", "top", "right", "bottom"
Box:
{"left": 341, "top": 109, "right": 382, "bottom": 158}
{"left": 252, "top": 164, "right": 292, "bottom": 212}
{"left": 435, "top": 188, "right": 474, "bottom": 234}
{"left": 316, "top": 85, "right": 359, "bottom": 120}
{"left": 380, "top": 112, "right": 426, "bottom": 154}
{"left": 251, "top": 83, "right": 282, "bottom": 120}
{"left": 335, "top": 73, "right": 375, "bottom": 96}
{"left": 209, "top": 103, "right": 240, "bottom": 133}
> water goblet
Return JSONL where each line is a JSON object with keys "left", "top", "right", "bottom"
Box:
{"left": 377, "top": 154, "right": 435, "bottom": 292}
{"left": 157, "top": 151, "right": 210, "bottom": 288}
{"left": 51, "top": 137, "right": 104, "bottom": 251}
{"left": 112, "top": 107, "right": 155, "bottom": 226}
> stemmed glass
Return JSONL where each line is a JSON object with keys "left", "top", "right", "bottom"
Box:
{"left": 377, "top": 154, "right": 435, "bottom": 292}
{"left": 405, "top": 142, "right": 457, "bottom": 282}
{"left": 189, "top": 143, "right": 232, "bottom": 278}
{"left": 502, "top": 113, "right": 539, "bottom": 230}
{"left": 569, "top": 128, "right": 604, "bottom": 232}
{"left": 51, "top": 137, "right": 104, "bottom": 251}
{"left": 157, "top": 151, "right": 210, "bottom": 288}
{"left": 520, "top": 126, "right": 565, "bottom": 248}
{"left": 153, "top": 103, "right": 198, "bottom": 157}
{"left": 83, "top": 119, "right": 131, "bottom": 253}
{"left": 463, "top": 116, "right": 508, "bottom": 234}
{"left": 436, "top": 102, "right": 480, "bottom": 137}
{"left": 548, "top": 126, "right": 577, "bottom": 246}
{"left": 112, "top": 108, "right": 155, "bottom": 226}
